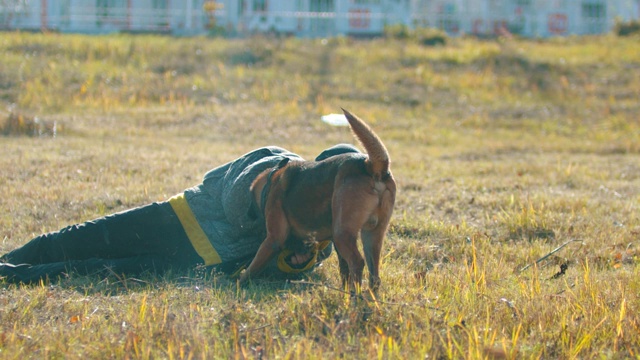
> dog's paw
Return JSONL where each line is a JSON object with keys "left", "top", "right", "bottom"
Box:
{"left": 237, "top": 271, "right": 249, "bottom": 285}
{"left": 370, "top": 276, "right": 381, "bottom": 292}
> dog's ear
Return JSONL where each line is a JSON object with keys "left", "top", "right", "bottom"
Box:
{"left": 251, "top": 158, "right": 290, "bottom": 192}
{"left": 277, "top": 158, "right": 290, "bottom": 168}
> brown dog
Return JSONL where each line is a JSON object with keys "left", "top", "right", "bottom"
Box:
{"left": 240, "top": 109, "right": 396, "bottom": 291}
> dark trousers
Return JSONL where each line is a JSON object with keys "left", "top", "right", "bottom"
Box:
{"left": 1, "top": 202, "right": 203, "bottom": 283}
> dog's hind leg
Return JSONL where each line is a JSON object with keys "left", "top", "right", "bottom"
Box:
{"left": 362, "top": 226, "right": 386, "bottom": 291}
{"left": 332, "top": 177, "right": 380, "bottom": 291}
{"left": 336, "top": 252, "right": 350, "bottom": 289}
{"left": 363, "top": 181, "right": 395, "bottom": 291}
{"left": 333, "top": 229, "right": 364, "bottom": 291}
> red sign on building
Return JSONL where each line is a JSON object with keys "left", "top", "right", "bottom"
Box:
{"left": 349, "top": 9, "right": 371, "bottom": 29}
{"left": 548, "top": 13, "right": 568, "bottom": 34}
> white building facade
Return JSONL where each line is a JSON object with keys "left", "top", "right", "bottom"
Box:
{"left": 0, "top": 1, "right": 209, "bottom": 34}
{"left": 1, "top": 0, "right": 639, "bottom": 37}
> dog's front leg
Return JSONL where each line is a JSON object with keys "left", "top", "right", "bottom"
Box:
{"left": 239, "top": 204, "right": 289, "bottom": 284}
{"left": 239, "top": 235, "right": 281, "bottom": 284}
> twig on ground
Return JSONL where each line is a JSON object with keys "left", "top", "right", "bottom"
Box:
{"left": 127, "top": 278, "right": 152, "bottom": 285}
{"left": 518, "top": 239, "right": 584, "bottom": 274}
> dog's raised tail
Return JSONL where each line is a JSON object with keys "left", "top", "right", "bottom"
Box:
{"left": 341, "top": 108, "right": 390, "bottom": 180}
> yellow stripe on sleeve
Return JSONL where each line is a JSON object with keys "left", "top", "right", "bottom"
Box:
{"left": 168, "top": 193, "right": 222, "bottom": 266}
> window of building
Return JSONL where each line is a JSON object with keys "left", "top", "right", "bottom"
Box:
{"left": 582, "top": 2, "right": 606, "bottom": 19}
{"left": 514, "top": 0, "right": 531, "bottom": 6}
{"left": 96, "top": 0, "right": 126, "bottom": 26}
{"left": 59, "top": 0, "right": 71, "bottom": 26}
{"left": 437, "top": 2, "right": 459, "bottom": 34}
{"left": 152, "top": 0, "right": 168, "bottom": 9}
{"left": 489, "top": 0, "right": 503, "bottom": 9}
{"left": 582, "top": 1, "right": 606, "bottom": 33}
{"left": 152, "top": 0, "right": 169, "bottom": 28}
{"left": 352, "top": 0, "right": 381, "bottom": 4}
{"left": 310, "top": 0, "right": 335, "bottom": 35}
{"left": 253, "top": 0, "right": 267, "bottom": 12}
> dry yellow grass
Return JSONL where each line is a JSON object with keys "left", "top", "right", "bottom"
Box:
{"left": 0, "top": 32, "right": 639, "bottom": 358}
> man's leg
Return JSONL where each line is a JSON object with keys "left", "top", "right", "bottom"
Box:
{"left": 1, "top": 255, "right": 180, "bottom": 284}
{"left": 1, "top": 202, "right": 202, "bottom": 282}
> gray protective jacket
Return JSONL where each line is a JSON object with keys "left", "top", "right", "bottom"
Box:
{"left": 169, "top": 144, "right": 360, "bottom": 276}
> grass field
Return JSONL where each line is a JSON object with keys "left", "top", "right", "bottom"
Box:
{"left": 1, "top": 32, "right": 639, "bottom": 359}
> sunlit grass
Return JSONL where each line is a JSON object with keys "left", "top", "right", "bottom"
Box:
{"left": 0, "top": 32, "right": 639, "bottom": 358}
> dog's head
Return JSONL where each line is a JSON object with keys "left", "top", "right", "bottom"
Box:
{"left": 250, "top": 158, "right": 291, "bottom": 214}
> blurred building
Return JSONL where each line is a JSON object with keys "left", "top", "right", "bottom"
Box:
{"left": 1, "top": 0, "right": 639, "bottom": 37}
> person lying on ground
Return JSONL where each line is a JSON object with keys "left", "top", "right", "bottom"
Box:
{"left": 0, "top": 144, "right": 360, "bottom": 284}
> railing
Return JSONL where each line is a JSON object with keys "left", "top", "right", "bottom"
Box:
{"left": 0, "top": 5, "right": 633, "bottom": 37}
